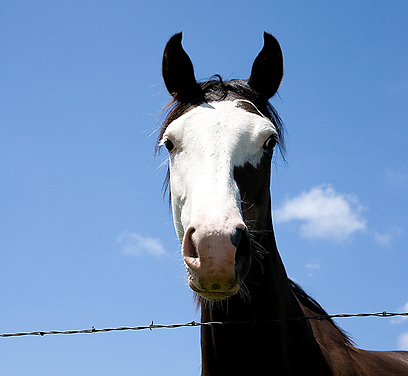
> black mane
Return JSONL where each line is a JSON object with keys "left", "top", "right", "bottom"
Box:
{"left": 289, "top": 280, "right": 329, "bottom": 317}
{"left": 290, "top": 279, "right": 353, "bottom": 344}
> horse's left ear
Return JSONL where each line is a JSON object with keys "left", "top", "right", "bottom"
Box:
{"left": 248, "top": 32, "right": 283, "bottom": 100}
{"left": 162, "top": 32, "right": 203, "bottom": 102}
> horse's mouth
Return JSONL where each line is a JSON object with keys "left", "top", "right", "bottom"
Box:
{"left": 188, "top": 279, "right": 240, "bottom": 301}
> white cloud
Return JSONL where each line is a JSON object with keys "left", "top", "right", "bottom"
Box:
{"left": 398, "top": 332, "right": 408, "bottom": 350}
{"left": 274, "top": 184, "right": 366, "bottom": 241}
{"left": 117, "top": 231, "right": 166, "bottom": 258}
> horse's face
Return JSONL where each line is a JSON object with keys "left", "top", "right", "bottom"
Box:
{"left": 161, "top": 100, "right": 278, "bottom": 300}
{"left": 161, "top": 32, "right": 283, "bottom": 301}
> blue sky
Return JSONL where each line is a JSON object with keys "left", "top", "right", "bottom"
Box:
{"left": 1, "top": 1, "right": 408, "bottom": 375}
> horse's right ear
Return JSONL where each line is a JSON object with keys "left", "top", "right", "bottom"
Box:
{"left": 162, "top": 33, "right": 203, "bottom": 102}
{"left": 248, "top": 32, "right": 283, "bottom": 100}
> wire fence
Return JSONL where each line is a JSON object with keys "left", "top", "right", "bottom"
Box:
{"left": 2, "top": 311, "right": 408, "bottom": 338}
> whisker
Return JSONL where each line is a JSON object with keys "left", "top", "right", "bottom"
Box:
{"left": 251, "top": 241, "right": 268, "bottom": 258}
{"left": 241, "top": 202, "right": 255, "bottom": 213}
{"left": 238, "top": 283, "right": 251, "bottom": 304}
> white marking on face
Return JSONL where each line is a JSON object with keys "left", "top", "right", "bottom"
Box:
{"left": 161, "top": 100, "right": 277, "bottom": 242}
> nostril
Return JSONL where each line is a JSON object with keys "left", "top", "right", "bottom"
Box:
{"left": 183, "top": 227, "right": 198, "bottom": 259}
{"left": 230, "top": 228, "right": 243, "bottom": 247}
{"left": 234, "top": 227, "right": 251, "bottom": 284}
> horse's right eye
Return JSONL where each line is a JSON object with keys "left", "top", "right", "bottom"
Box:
{"left": 164, "top": 139, "right": 174, "bottom": 152}
{"left": 263, "top": 136, "right": 277, "bottom": 154}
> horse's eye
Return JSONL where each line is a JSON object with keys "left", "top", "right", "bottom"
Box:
{"left": 263, "top": 136, "right": 277, "bottom": 154}
{"left": 164, "top": 139, "right": 174, "bottom": 152}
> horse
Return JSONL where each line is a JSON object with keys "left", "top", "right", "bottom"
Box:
{"left": 158, "top": 32, "right": 408, "bottom": 376}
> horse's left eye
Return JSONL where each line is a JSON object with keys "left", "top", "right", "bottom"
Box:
{"left": 263, "top": 136, "right": 277, "bottom": 153}
{"left": 164, "top": 139, "right": 174, "bottom": 152}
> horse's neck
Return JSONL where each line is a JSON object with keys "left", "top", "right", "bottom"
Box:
{"left": 200, "top": 210, "right": 332, "bottom": 375}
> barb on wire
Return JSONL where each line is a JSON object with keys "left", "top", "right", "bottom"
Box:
{"left": 1, "top": 311, "right": 407, "bottom": 338}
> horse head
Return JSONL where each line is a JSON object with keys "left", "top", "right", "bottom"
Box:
{"left": 160, "top": 32, "right": 283, "bottom": 301}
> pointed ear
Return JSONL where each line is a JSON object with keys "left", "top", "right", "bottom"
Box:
{"left": 162, "top": 33, "right": 203, "bottom": 102}
{"left": 248, "top": 32, "right": 283, "bottom": 100}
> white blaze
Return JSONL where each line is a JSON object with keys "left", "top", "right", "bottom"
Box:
{"left": 161, "top": 100, "right": 277, "bottom": 242}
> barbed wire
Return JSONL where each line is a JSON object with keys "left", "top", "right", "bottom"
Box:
{"left": 2, "top": 311, "right": 408, "bottom": 338}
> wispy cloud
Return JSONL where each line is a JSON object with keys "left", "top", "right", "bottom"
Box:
{"left": 398, "top": 332, "right": 408, "bottom": 350}
{"left": 373, "top": 231, "right": 394, "bottom": 247}
{"left": 391, "top": 302, "right": 408, "bottom": 325}
{"left": 274, "top": 184, "right": 366, "bottom": 241}
{"left": 305, "top": 263, "right": 321, "bottom": 277}
{"left": 305, "top": 263, "right": 321, "bottom": 270}
{"left": 385, "top": 166, "right": 408, "bottom": 187}
{"left": 373, "top": 227, "right": 404, "bottom": 247}
{"left": 117, "top": 231, "right": 166, "bottom": 258}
